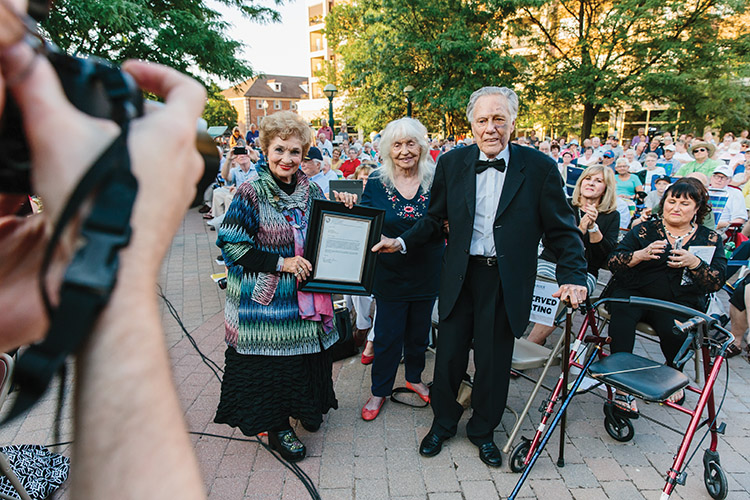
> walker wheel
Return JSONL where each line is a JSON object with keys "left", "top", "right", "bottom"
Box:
{"left": 509, "top": 439, "right": 531, "bottom": 473}
{"left": 704, "top": 461, "right": 728, "bottom": 499}
{"left": 604, "top": 414, "right": 634, "bottom": 442}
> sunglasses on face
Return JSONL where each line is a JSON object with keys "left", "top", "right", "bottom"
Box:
{"left": 694, "top": 148, "right": 707, "bottom": 153}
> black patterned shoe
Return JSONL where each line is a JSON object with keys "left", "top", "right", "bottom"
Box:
{"left": 268, "top": 429, "right": 306, "bottom": 462}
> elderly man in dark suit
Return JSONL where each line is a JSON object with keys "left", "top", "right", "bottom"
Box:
{"left": 373, "top": 86, "right": 588, "bottom": 466}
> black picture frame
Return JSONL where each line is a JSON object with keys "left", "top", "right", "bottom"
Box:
{"left": 329, "top": 179, "right": 364, "bottom": 201}
{"left": 299, "top": 199, "right": 384, "bottom": 295}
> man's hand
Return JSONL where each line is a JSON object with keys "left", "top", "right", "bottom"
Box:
{"left": 553, "top": 284, "right": 588, "bottom": 309}
{"left": 372, "top": 236, "right": 402, "bottom": 253}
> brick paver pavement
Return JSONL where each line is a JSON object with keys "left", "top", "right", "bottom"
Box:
{"left": 1, "top": 207, "right": 749, "bottom": 499}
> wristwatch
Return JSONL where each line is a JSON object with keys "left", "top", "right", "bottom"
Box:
{"left": 588, "top": 224, "right": 600, "bottom": 233}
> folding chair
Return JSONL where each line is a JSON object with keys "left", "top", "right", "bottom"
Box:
{"left": 565, "top": 166, "right": 584, "bottom": 196}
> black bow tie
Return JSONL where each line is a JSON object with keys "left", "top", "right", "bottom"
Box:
{"left": 475, "top": 158, "right": 506, "bottom": 174}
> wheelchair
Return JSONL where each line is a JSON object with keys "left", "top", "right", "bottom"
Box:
{"left": 508, "top": 296, "right": 735, "bottom": 500}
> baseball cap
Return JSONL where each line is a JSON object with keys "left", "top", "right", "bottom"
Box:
{"left": 603, "top": 150, "right": 615, "bottom": 158}
{"left": 654, "top": 175, "right": 671, "bottom": 185}
{"left": 305, "top": 146, "right": 323, "bottom": 161}
{"left": 712, "top": 165, "right": 733, "bottom": 177}
{"left": 664, "top": 145, "right": 676, "bottom": 152}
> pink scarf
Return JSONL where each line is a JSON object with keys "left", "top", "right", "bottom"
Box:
{"left": 285, "top": 210, "right": 335, "bottom": 335}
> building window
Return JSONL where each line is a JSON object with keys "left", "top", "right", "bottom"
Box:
{"left": 290, "top": 101, "right": 298, "bottom": 111}
{"left": 256, "top": 100, "right": 263, "bottom": 109}
{"left": 274, "top": 100, "right": 282, "bottom": 110}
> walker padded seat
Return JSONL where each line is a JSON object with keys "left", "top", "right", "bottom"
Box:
{"left": 512, "top": 339, "right": 559, "bottom": 370}
{"left": 588, "top": 352, "right": 689, "bottom": 402}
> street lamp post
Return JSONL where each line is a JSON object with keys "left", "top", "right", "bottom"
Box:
{"left": 323, "top": 84, "right": 338, "bottom": 131}
{"left": 403, "top": 85, "right": 414, "bottom": 118}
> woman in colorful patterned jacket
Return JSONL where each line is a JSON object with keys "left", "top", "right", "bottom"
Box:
{"left": 359, "top": 118, "right": 444, "bottom": 421}
{"left": 214, "top": 111, "right": 343, "bottom": 462}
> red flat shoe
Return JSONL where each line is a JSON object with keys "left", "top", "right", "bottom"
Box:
{"left": 361, "top": 352, "right": 374, "bottom": 365}
{"left": 361, "top": 397, "right": 385, "bottom": 421}
{"left": 405, "top": 381, "right": 430, "bottom": 403}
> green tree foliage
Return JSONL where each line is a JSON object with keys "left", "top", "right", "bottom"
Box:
{"left": 507, "top": 0, "right": 750, "bottom": 138}
{"left": 42, "top": 0, "right": 283, "bottom": 84}
{"left": 202, "top": 92, "right": 238, "bottom": 128}
{"left": 326, "top": 0, "right": 524, "bottom": 136}
{"left": 643, "top": 26, "right": 750, "bottom": 134}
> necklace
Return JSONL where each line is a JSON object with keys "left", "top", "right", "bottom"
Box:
{"left": 663, "top": 221, "right": 696, "bottom": 241}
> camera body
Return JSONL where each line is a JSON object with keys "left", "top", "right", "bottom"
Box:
{"left": 0, "top": 50, "right": 143, "bottom": 194}
{"left": 0, "top": 48, "right": 218, "bottom": 205}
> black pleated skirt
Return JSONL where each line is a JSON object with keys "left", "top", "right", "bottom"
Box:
{"left": 214, "top": 347, "right": 338, "bottom": 436}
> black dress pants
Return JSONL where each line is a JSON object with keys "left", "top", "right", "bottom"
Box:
{"left": 429, "top": 259, "right": 515, "bottom": 445}
{"left": 608, "top": 286, "right": 689, "bottom": 368}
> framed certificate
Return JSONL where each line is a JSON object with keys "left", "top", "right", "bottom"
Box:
{"left": 299, "top": 199, "right": 384, "bottom": 295}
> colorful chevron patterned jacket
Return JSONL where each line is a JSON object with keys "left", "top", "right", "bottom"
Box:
{"left": 217, "top": 165, "right": 338, "bottom": 356}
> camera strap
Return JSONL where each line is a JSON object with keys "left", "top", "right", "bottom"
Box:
{"left": 3, "top": 108, "right": 138, "bottom": 422}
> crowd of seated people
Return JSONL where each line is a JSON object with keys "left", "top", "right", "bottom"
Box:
{"left": 515, "top": 128, "right": 749, "bottom": 361}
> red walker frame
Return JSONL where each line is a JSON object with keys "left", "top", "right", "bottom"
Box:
{"left": 508, "top": 296, "right": 733, "bottom": 500}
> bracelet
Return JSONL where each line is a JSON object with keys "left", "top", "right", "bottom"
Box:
{"left": 688, "top": 259, "right": 703, "bottom": 271}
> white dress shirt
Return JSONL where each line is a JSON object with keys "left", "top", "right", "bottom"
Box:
{"left": 470, "top": 147, "right": 511, "bottom": 256}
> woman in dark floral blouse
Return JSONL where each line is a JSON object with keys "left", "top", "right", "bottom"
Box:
{"left": 606, "top": 178, "right": 726, "bottom": 413}
{"left": 359, "top": 118, "right": 444, "bottom": 421}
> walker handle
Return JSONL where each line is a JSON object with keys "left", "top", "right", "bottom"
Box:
{"left": 626, "top": 297, "right": 715, "bottom": 324}
{"left": 673, "top": 316, "right": 706, "bottom": 335}
{"left": 671, "top": 317, "right": 706, "bottom": 369}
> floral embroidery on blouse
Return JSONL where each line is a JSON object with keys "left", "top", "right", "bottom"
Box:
{"left": 385, "top": 185, "right": 429, "bottom": 220}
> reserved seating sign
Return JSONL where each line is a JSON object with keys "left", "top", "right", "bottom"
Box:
{"left": 530, "top": 280, "right": 560, "bottom": 327}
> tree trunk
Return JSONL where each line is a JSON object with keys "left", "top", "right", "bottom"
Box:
{"left": 581, "top": 103, "right": 600, "bottom": 140}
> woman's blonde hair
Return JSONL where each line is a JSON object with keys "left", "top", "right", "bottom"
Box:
{"left": 354, "top": 163, "right": 374, "bottom": 180}
{"left": 258, "top": 112, "right": 312, "bottom": 158}
{"left": 572, "top": 165, "right": 617, "bottom": 213}
{"left": 378, "top": 117, "right": 434, "bottom": 193}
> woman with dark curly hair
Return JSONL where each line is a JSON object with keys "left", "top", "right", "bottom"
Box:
{"left": 606, "top": 178, "right": 726, "bottom": 413}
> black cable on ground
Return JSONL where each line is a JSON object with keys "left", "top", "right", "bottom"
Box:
{"left": 189, "top": 431, "right": 322, "bottom": 500}
{"left": 159, "top": 290, "right": 322, "bottom": 500}
{"left": 157, "top": 285, "right": 223, "bottom": 383}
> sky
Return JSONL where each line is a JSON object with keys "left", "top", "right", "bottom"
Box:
{"left": 211, "top": 0, "right": 310, "bottom": 83}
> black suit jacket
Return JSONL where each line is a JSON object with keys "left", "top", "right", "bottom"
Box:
{"left": 401, "top": 143, "right": 587, "bottom": 338}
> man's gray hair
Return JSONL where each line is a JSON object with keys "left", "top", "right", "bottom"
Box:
{"left": 466, "top": 87, "right": 519, "bottom": 123}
